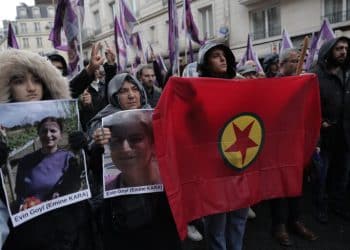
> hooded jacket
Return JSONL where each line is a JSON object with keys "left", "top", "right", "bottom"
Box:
{"left": 0, "top": 49, "right": 70, "bottom": 103}
{"left": 263, "top": 53, "right": 279, "bottom": 78}
{"left": 197, "top": 42, "right": 236, "bottom": 79}
{"left": 87, "top": 73, "right": 150, "bottom": 139}
{"left": 314, "top": 36, "right": 350, "bottom": 148}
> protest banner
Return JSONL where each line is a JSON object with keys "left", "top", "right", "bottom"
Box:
{"left": 102, "top": 109, "right": 163, "bottom": 198}
{"left": 0, "top": 100, "right": 90, "bottom": 226}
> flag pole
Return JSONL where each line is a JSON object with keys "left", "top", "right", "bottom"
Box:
{"left": 296, "top": 36, "right": 309, "bottom": 75}
{"left": 77, "top": 7, "right": 84, "bottom": 69}
{"left": 183, "top": 0, "right": 188, "bottom": 65}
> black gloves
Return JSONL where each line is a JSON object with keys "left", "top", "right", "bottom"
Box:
{"left": 68, "top": 131, "right": 88, "bottom": 152}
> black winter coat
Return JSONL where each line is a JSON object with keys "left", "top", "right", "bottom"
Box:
{"left": 314, "top": 37, "right": 350, "bottom": 149}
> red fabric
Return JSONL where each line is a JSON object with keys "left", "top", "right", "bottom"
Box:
{"left": 153, "top": 75, "right": 321, "bottom": 240}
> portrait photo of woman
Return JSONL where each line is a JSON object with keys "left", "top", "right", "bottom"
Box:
{"left": 103, "top": 109, "right": 162, "bottom": 194}
{"left": 14, "top": 116, "right": 82, "bottom": 212}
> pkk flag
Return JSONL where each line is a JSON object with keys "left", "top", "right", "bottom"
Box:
{"left": 153, "top": 75, "right": 321, "bottom": 239}
{"left": 280, "top": 28, "right": 294, "bottom": 54}
{"left": 305, "top": 19, "right": 335, "bottom": 71}
{"left": 182, "top": 0, "right": 203, "bottom": 45}
{"left": 119, "top": 0, "right": 137, "bottom": 45}
{"left": 114, "top": 16, "right": 128, "bottom": 72}
{"left": 237, "top": 34, "right": 264, "bottom": 73}
{"left": 7, "top": 22, "right": 19, "bottom": 49}
{"left": 168, "top": 0, "right": 180, "bottom": 75}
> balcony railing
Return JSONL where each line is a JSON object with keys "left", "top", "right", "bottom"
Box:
{"left": 238, "top": 0, "right": 263, "bottom": 6}
{"left": 323, "top": 10, "right": 350, "bottom": 24}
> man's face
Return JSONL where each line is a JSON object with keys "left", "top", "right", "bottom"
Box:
{"left": 117, "top": 81, "right": 141, "bottom": 110}
{"left": 207, "top": 48, "right": 227, "bottom": 75}
{"left": 281, "top": 52, "right": 299, "bottom": 76}
{"left": 140, "top": 68, "right": 156, "bottom": 88}
{"left": 110, "top": 122, "right": 153, "bottom": 174}
{"left": 332, "top": 40, "right": 348, "bottom": 65}
{"left": 10, "top": 71, "right": 44, "bottom": 102}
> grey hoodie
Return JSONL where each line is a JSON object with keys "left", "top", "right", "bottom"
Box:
{"left": 87, "top": 73, "right": 150, "bottom": 138}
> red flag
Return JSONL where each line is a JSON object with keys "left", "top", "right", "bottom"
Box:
{"left": 153, "top": 75, "right": 321, "bottom": 239}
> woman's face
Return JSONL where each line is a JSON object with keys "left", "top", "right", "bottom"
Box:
{"left": 10, "top": 71, "right": 43, "bottom": 102}
{"left": 110, "top": 122, "right": 153, "bottom": 174}
{"left": 117, "top": 81, "right": 141, "bottom": 110}
{"left": 207, "top": 48, "right": 227, "bottom": 75}
{"left": 38, "top": 121, "right": 62, "bottom": 152}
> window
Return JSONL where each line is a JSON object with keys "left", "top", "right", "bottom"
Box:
{"left": 324, "top": 0, "right": 350, "bottom": 23}
{"left": 129, "top": 0, "right": 139, "bottom": 16}
{"left": 22, "top": 38, "right": 29, "bottom": 48}
{"left": 18, "top": 7, "right": 27, "bottom": 18}
{"left": 20, "top": 23, "right": 28, "bottom": 33}
{"left": 32, "top": 7, "right": 40, "bottom": 18}
{"left": 199, "top": 6, "right": 214, "bottom": 39}
{"left": 149, "top": 25, "right": 156, "bottom": 44}
{"left": 93, "top": 11, "right": 101, "bottom": 34}
{"left": 34, "top": 22, "right": 41, "bottom": 32}
{"left": 109, "top": 2, "right": 116, "bottom": 18}
{"left": 48, "top": 6, "right": 55, "bottom": 18}
{"left": 251, "top": 6, "right": 281, "bottom": 40}
{"left": 36, "top": 37, "right": 43, "bottom": 48}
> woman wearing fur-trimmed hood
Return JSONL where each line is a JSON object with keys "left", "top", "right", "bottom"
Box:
{"left": 0, "top": 49, "right": 70, "bottom": 103}
{"left": 0, "top": 50, "right": 96, "bottom": 250}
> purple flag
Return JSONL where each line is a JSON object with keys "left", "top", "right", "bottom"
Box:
{"left": 147, "top": 43, "right": 168, "bottom": 73}
{"left": 182, "top": 0, "right": 203, "bottom": 45}
{"left": 49, "top": 0, "right": 84, "bottom": 74}
{"left": 305, "top": 19, "right": 335, "bottom": 71}
{"left": 7, "top": 22, "right": 19, "bottom": 49}
{"left": 114, "top": 16, "right": 128, "bottom": 72}
{"left": 280, "top": 28, "right": 293, "bottom": 54}
{"left": 119, "top": 0, "right": 137, "bottom": 45}
{"left": 130, "top": 32, "right": 144, "bottom": 66}
{"left": 157, "top": 54, "right": 168, "bottom": 73}
{"left": 168, "top": 0, "right": 180, "bottom": 75}
{"left": 237, "top": 34, "right": 264, "bottom": 73}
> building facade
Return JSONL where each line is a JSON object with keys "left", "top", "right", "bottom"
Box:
{"left": 0, "top": 2, "right": 57, "bottom": 55}
{"left": 1, "top": 0, "right": 349, "bottom": 67}
{"left": 82, "top": 0, "right": 350, "bottom": 66}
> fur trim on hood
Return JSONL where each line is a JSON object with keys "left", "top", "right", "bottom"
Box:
{"left": 0, "top": 49, "right": 70, "bottom": 103}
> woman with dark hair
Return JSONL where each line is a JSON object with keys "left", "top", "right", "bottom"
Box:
{"left": 88, "top": 73, "right": 181, "bottom": 250}
{"left": 197, "top": 42, "right": 249, "bottom": 250}
{"left": 14, "top": 117, "right": 81, "bottom": 212}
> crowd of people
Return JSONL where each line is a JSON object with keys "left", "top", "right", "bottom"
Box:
{"left": 0, "top": 34, "right": 349, "bottom": 250}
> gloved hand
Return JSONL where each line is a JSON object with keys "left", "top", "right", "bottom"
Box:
{"left": 68, "top": 131, "right": 88, "bottom": 152}
{"left": 0, "top": 141, "right": 9, "bottom": 166}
